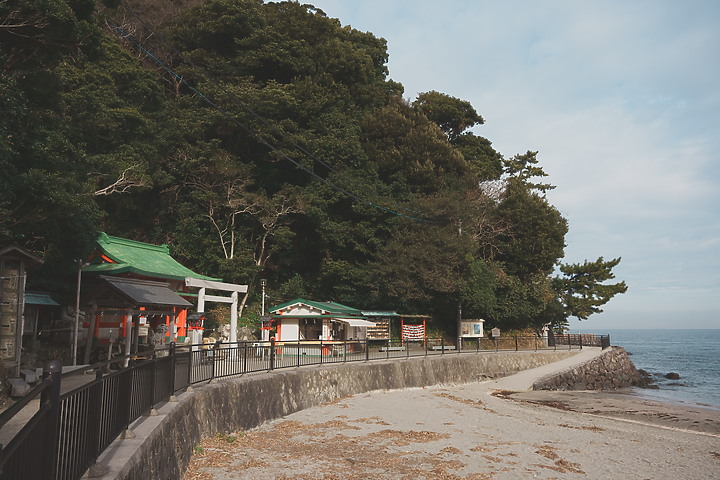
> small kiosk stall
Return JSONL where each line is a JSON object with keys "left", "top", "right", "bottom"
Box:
{"left": 269, "top": 298, "right": 376, "bottom": 356}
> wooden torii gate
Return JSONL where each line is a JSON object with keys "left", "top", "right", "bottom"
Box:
{"left": 185, "top": 277, "right": 248, "bottom": 343}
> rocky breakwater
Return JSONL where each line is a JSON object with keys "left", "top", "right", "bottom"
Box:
{"left": 532, "top": 346, "right": 641, "bottom": 391}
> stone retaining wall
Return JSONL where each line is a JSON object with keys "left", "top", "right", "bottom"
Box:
{"left": 106, "top": 351, "right": 578, "bottom": 480}
{"left": 532, "top": 346, "right": 641, "bottom": 391}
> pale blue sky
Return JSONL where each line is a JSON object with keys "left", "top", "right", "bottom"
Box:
{"left": 308, "top": 0, "right": 720, "bottom": 329}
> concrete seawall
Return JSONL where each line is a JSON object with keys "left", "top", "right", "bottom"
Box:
{"left": 98, "top": 349, "right": 611, "bottom": 480}
{"left": 532, "top": 346, "right": 641, "bottom": 391}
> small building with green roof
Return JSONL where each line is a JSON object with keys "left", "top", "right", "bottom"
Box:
{"left": 83, "top": 232, "right": 220, "bottom": 283}
{"left": 80, "top": 233, "right": 220, "bottom": 354}
{"left": 269, "top": 298, "right": 376, "bottom": 346}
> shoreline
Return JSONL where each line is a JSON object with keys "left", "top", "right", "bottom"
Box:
{"left": 628, "top": 385, "right": 720, "bottom": 412}
{"left": 504, "top": 388, "right": 720, "bottom": 437}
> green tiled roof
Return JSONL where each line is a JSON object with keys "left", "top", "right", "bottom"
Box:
{"left": 25, "top": 293, "right": 60, "bottom": 306}
{"left": 270, "top": 298, "right": 363, "bottom": 316}
{"left": 83, "top": 233, "right": 220, "bottom": 282}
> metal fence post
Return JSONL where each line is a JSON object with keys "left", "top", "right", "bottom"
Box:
{"left": 187, "top": 345, "right": 193, "bottom": 387}
{"left": 269, "top": 337, "right": 276, "bottom": 371}
{"left": 211, "top": 340, "right": 220, "bottom": 380}
{"left": 365, "top": 340, "right": 369, "bottom": 362}
{"left": 242, "top": 342, "right": 247, "bottom": 373}
{"left": 150, "top": 356, "right": 158, "bottom": 405}
{"left": 41, "top": 360, "right": 62, "bottom": 480}
{"left": 88, "top": 369, "right": 105, "bottom": 474}
{"left": 169, "top": 343, "right": 176, "bottom": 393}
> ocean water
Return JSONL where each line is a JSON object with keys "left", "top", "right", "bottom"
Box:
{"left": 577, "top": 329, "right": 720, "bottom": 408}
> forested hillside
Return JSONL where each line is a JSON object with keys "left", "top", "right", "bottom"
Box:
{"left": 0, "top": 0, "right": 626, "bottom": 332}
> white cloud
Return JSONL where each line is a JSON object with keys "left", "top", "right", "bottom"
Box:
{"left": 310, "top": 0, "right": 720, "bottom": 325}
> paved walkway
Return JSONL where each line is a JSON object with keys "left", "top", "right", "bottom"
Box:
{"left": 483, "top": 346, "right": 604, "bottom": 391}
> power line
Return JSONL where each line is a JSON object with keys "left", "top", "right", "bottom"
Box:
{"left": 108, "top": 13, "right": 440, "bottom": 224}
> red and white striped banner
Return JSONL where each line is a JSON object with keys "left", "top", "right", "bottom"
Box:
{"left": 402, "top": 324, "right": 425, "bottom": 340}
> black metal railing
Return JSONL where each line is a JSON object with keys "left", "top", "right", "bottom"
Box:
{"left": 0, "top": 333, "right": 609, "bottom": 480}
{"left": 0, "top": 361, "right": 62, "bottom": 480}
{"left": 548, "top": 333, "right": 611, "bottom": 349}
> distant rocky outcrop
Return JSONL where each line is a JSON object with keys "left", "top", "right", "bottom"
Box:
{"left": 665, "top": 372, "right": 681, "bottom": 380}
{"left": 532, "top": 347, "right": 642, "bottom": 391}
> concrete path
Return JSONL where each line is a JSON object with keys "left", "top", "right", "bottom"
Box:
{"left": 483, "top": 346, "right": 604, "bottom": 391}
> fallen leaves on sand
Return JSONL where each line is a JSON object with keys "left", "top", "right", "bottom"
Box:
{"left": 533, "top": 400, "right": 573, "bottom": 411}
{"left": 434, "top": 392, "right": 484, "bottom": 407}
{"left": 350, "top": 416, "right": 390, "bottom": 425}
{"left": 481, "top": 454, "right": 504, "bottom": 463}
{"left": 490, "top": 390, "right": 516, "bottom": 399}
{"left": 434, "top": 392, "right": 498, "bottom": 414}
{"left": 558, "top": 423, "right": 605, "bottom": 432}
{"left": 440, "top": 446, "right": 462, "bottom": 454}
{"left": 184, "top": 420, "right": 464, "bottom": 480}
{"left": 535, "top": 445, "right": 560, "bottom": 460}
{"left": 533, "top": 458, "right": 586, "bottom": 475}
{"left": 533, "top": 444, "right": 585, "bottom": 474}
{"left": 470, "top": 445, "right": 491, "bottom": 453}
{"left": 374, "top": 428, "right": 449, "bottom": 445}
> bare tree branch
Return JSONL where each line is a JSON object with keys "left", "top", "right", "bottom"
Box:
{"left": 93, "top": 164, "right": 147, "bottom": 196}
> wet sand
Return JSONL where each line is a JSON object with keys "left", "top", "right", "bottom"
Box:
{"left": 183, "top": 381, "right": 720, "bottom": 480}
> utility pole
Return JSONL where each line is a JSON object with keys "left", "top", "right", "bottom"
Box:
{"left": 260, "top": 279, "right": 267, "bottom": 316}
{"left": 72, "top": 259, "right": 82, "bottom": 365}
{"left": 260, "top": 279, "right": 268, "bottom": 342}
{"left": 457, "top": 219, "right": 463, "bottom": 351}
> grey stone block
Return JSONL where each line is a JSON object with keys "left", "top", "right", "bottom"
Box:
{"left": 20, "top": 368, "right": 39, "bottom": 384}
{"left": 9, "top": 378, "right": 30, "bottom": 397}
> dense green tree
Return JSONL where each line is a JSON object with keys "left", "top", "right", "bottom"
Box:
{"left": 413, "top": 90, "right": 484, "bottom": 141}
{"left": 556, "top": 257, "right": 628, "bottom": 321}
{"left": 0, "top": 0, "right": 627, "bottom": 332}
{"left": 452, "top": 133, "right": 504, "bottom": 181}
{"left": 495, "top": 151, "right": 568, "bottom": 279}
{"left": 361, "top": 96, "right": 467, "bottom": 193}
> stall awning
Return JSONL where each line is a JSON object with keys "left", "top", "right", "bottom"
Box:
{"left": 25, "top": 293, "right": 60, "bottom": 306}
{"left": 102, "top": 276, "right": 191, "bottom": 308}
{"left": 336, "top": 318, "right": 376, "bottom": 327}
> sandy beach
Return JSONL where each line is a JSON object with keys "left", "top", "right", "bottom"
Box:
{"left": 183, "top": 373, "right": 720, "bottom": 479}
